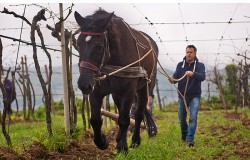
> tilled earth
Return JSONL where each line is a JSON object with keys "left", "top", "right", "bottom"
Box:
{"left": 211, "top": 111, "right": 250, "bottom": 159}
{"left": 0, "top": 126, "right": 118, "bottom": 160}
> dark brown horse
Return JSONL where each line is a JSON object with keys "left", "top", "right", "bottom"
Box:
{"left": 75, "top": 9, "right": 158, "bottom": 152}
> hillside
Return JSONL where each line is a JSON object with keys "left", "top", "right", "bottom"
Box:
{"left": 1, "top": 65, "right": 218, "bottom": 110}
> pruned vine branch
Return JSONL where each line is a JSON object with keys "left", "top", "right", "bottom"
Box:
{"left": 1, "top": 7, "right": 31, "bottom": 26}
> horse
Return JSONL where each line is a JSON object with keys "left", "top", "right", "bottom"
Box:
{"left": 74, "top": 9, "right": 159, "bottom": 152}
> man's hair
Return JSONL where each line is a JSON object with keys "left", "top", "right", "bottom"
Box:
{"left": 186, "top": 45, "right": 197, "bottom": 53}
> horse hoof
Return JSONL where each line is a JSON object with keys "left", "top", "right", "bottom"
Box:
{"left": 116, "top": 146, "right": 128, "bottom": 153}
{"left": 129, "top": 142, "right": 139, "bottom": 149}
{"left": 94, "top": 134, "right": 109, "bottom": 150}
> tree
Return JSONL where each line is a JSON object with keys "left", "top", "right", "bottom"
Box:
{"left": 224, "top": 64, "right": 238, "bottom": 105}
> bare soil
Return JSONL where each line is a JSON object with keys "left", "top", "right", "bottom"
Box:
{"left": 211, "top": 111, "right": 250, "bottom": 159}
{"left": 0, "top": 126, "right": 118, "bottom": 160}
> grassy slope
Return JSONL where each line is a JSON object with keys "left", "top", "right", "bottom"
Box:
{"left": 0, "top": 108, "right": 249, "bottom": 159}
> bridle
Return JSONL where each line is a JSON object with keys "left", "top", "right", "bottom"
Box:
{"left": 78, "top": 31, "right": 109, "bottom": 75}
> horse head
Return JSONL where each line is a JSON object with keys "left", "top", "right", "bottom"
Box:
{"left": 74, "top": 10, "right": 113, "bottom": 94}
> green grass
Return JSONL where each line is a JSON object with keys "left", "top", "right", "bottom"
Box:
{"left": 0, "top": 113, "right": 86, "bottom": 153}
{"left": 114, "top": 108, "right": 250, "bottom": 160}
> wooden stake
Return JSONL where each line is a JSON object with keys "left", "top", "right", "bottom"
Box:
{"left": 60, "top": 3, "right": 70, "bottom": 135}
{"left": 21, "top": 57, "right": 26, "bottom": 119}
{"left": 156, "top": 79, "right": 162, "bottom": 110}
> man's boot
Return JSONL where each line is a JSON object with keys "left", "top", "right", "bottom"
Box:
{"left": 181, "top": 132, "right": 187, "bottom": 142}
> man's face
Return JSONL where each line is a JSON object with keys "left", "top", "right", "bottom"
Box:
{"left": 186, "top": 47, "right": 196, "bottom": 62}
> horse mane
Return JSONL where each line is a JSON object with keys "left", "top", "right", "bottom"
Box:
{"left": 81, "top": 9, "right": 121, "bottom": 33}
{"left": 88, "top": 8, "right": 119, "bottom": 20}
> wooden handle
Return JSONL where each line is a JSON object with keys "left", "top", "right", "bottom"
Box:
{"left": 101, "top": 109, "right": 146, "bottom": 129}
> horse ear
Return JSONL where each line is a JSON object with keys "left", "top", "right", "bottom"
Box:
{"left": 74, "top": 11, "right": 85, "bottom": 27}
{"left": 102, "top": 12, "right": 114, "bottom": 29}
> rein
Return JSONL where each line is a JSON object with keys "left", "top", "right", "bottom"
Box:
{"left": 157, "top": 62, "right": 190, "bottom": 116}
{"left": 148, "top": 42, "right": 190, "bottom": 116}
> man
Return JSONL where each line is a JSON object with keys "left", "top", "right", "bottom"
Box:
{"left": 146, "top": 95, "right": 154, "bottom": 114}
{"left": 168, "top": 45, "right": 205, "bottom": 147}
{"left": 4, "top": 78, "right": 16, "bottom": 114}
{"left": 1, "top": 74, "right": 16, "bottom": 115}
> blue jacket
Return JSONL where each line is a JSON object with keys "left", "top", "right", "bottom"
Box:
{"left": 173, "top": 57, "right": 206, "bottom": 98}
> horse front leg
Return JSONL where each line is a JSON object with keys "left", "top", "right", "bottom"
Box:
{"left": 130, "top": 87, "right": 147, "bottom": 148}
{"left": 89, "top": 92, "right": 109, "bottom": 150}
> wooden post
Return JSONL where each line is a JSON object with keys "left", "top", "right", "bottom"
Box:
{"left": 155, "top": 79, "right": 162, "bottom": 110}
{"left": 243, "top": 52, "right": 249, "bottom": 108}
{"left": 81, "top": 94, "right": 87, "bottom": 131}
{"left": 214, "top": 66, "right": 227, "bottom": 109}
{"left": 25, "top": 55, "right": 32, "bottom": 118}
{"left": 106, "top": 95, "right": 112, "bottom": 125}
{"left": 0, "top": 38, "right": 3, "bottom": 73}
{"left": 60, "top": 3, "right": 70, "bottom": 135}
{"left": 86, "top": 95, "right": 91, "bottom": 129}
{"left": 236, "top": 60, "right": 243, "bottom": 111}
{"left": 69, "top": 31, "right": 77, "bottom": 128}
{"left": 21, "top": 57, "right": 26, "bottom": 119}
{"left": 162, "top": 96, "right": 165, "bottom": 108}
{"left": 103, "top": 96, "right": 107, "bottom": 127}
{"left": 45, "top": 65, "right": 55, "bottom": 114}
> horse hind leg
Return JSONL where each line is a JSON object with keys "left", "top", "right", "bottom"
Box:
{"left": 130, "top": 89, "right": 147, "bottom": 148}
{"left": 113, "top": 93, "right": 134, "bottom": 153}
{"left": 116, "top": 113, "right": 130, "bottom": 153}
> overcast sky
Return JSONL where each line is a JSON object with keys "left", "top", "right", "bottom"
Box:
{"left": 0, "top": 2, "right": 250, "bottom": 72}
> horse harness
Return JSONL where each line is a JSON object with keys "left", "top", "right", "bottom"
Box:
{"left": 79, "top": 20, "right": 156, "bottom": 81}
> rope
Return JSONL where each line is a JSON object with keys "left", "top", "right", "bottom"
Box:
{"left": 139, "top": 33, "right": 157, "bottom": 82}
{"left": 158, "top": 69, "right": 187, "bottom": 82}
{"left": 183, "top": 77, "right": 190, "bottom": 116}
{"left": 98, "top": 48, "right": 153, "bottom": 80}
{"left": 154, "top": 55, "right": 190, "bottom": 116}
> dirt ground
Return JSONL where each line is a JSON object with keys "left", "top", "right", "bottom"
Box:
{"left": 0, "top": 126, "right": 118, "bottom": 160}
{"left": 211, "top": 111, "right": 250, "bottom": 159}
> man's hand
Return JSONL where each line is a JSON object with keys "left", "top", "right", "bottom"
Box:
{"left": 146, "top": 104, "right": 151, "bottom": 112}
{"left": 168, "top": 76, "right": 177, "bottom": 84}
{"left": 185, "top": 71, "right": 194, "bottom": 77}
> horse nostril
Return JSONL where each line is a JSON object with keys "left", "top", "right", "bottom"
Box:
{"left": 86, "top": 84, "right": 93, "bottom": 92}
{"left": 78, "top": 83, "right": 93, "bottom": 94}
